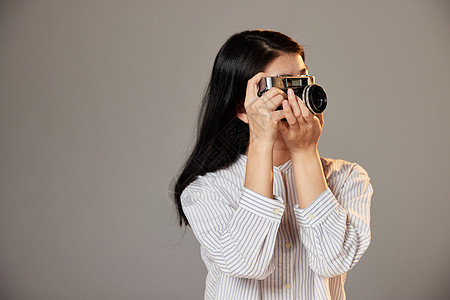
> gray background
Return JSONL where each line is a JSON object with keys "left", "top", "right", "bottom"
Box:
{"left": 1, "top": 0, "right": 449, "bottom": 299}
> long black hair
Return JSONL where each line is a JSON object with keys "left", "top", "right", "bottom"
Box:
{"left": 173, "top": 30, "right": 305, "bottom": 226}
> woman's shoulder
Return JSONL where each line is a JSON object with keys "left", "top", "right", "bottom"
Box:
{"left": 319, "top": 157, "right": 373, "bottom": 200}
{"left": 181, "top": 156, "right": 247, "bottom": 205}
{"left": 320, "top": 156, "right": 371, "bottom": 193}
{"left": 320, "top": 156, "right": 370, "bottom": 175}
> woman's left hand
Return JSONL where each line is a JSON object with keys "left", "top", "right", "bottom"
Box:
{"left": 278, "top": 88, "right": 324, "bottom": 154}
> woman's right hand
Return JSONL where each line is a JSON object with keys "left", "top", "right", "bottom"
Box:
{"left": 244, "top": 72, "right": 287, "bottom": 145}
{"left": 243, "top": 73, "right": 286, "bottom": 198}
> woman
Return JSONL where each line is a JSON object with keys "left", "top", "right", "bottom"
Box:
{"left": 173, "top": 30, "right": 373, "bottom": 300}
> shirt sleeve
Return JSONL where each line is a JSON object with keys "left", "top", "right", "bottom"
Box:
{"left": 293, "top": 163, "right": 373, "bottom": 278}
{"left": 181, "top": 181, "right": 285, "bottom": 279}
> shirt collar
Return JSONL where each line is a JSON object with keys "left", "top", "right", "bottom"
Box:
{"left": 238, "top": 154, "right": 292, "bottom": 172}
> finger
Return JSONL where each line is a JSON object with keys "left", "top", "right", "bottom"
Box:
{"left": 272, "top": 110, "right": 286, "bottom": 122}
{"left": 293, "top": 96, "right": 307, "bottom": 126}
{"left": 287, "top": 89, "right": 302, "bottom": 120}
{"left": 260, "top": 87, "right": 287, "bottom": 104}
{"left": 282, "top": 100, "right": 299, "bottom": 127}
{"left": 246, "top": 72, "right": 269, "bottom": 99}
{"left": 263, "top": 93, "right": 286, "bottom": 111}
{"left": 297, "top": 95, "right": 314, "bottom": 124}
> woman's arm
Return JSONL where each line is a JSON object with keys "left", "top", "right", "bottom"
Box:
{"left": 181, "top": 73, "right": 289, "bottom": 279}
{"left": 290, "top": 150, "right": 328, "bottom": 208}
{"left": 293, "top": 162, "right": 373, "bottom": 278}
{"left": 242, "top": 72, "right": 285, "bottom": 199}
{"left": 244, "top": 140, "right": 274, "bottom": 198}
{"left": 278, "top": 88, "right": 328, "bottom": 209}
{"left": 181, "top": 177, "right": 285, "bottom": 279}
{"left": 280, "top": 89, "right": 373, "bottom": 278}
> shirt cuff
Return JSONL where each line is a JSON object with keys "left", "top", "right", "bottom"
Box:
{"left": 239, "top": 186, "right": 285, "bottom": 222}
{"left": 293, "top": 188, "right": 340, "bottom": 227}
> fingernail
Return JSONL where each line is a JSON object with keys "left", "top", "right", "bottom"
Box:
{"left": 288, "top": 89, "right": 293, "bottom": 96}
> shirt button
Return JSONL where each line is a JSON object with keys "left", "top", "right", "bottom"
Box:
{"left": 273, "top": 208, "right": 281, "bottom": 215}
{"left": 284, "top": 283, "right": 291, "bottom": 289}
{"left": 308, "top": 213, "right": 315, "bottom": 220}
{"left": 284, "top": 242, "right": 291, "bottom": 249}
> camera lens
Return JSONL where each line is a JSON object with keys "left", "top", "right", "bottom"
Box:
{"left": 303, "top": 84, "right": 327, "bottom": 114}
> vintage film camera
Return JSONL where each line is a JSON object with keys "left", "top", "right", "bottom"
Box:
{"left": 258, "top": 75, "right": 327, "bottom": 115}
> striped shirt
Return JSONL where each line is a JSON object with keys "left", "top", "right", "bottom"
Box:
{"left": 181, "top": 154, "right": 373, "bottom": 299}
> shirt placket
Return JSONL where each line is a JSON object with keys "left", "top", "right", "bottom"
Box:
{"left": 274, "top": 168, "right": 295, "bottom": 299}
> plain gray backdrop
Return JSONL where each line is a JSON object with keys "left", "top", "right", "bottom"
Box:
{"left": 1, "top": 0, "right": 449, "bottom": 299}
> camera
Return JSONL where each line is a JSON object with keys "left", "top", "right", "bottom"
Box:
{"left": 258, "top": 75, "right": 327, "bottom": 115}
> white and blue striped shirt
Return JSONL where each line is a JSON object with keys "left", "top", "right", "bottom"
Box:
{"left": 181, "top": 154, "right": 373, "bottom": 299}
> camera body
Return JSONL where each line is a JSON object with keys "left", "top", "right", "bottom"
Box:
{"left": 258, "top": 75, "right": 327, "bottom": 115}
